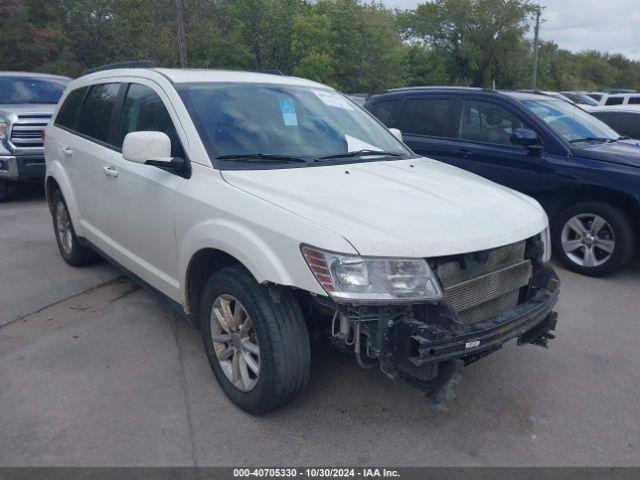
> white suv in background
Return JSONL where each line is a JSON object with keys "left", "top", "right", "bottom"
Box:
{"left": 45, "top": 65, "right": 559, "bottom": 413}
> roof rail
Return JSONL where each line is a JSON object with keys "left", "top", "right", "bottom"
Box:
{"left": 81, "top": 60, "right": 156, "bottom": 76}
{"left": 250, "top": 69, "right": 284, "bottom": 75}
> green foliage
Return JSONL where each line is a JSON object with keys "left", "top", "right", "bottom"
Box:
{"left": 1, "top": 0, "right": 640, "bottom": 93}
{"left": 401, "top": 0, "right": 537, "bottom": 87}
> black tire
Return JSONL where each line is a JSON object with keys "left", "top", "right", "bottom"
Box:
{"left": 552, "top": 201, "right": 636, "bottom": 276}
{"left": 51, "top": 189, "right": 99, "bottom": 266}
{"left": 200, "top": 266, "right": 310, "bottom": 414}
{"left": 0, "top": 181, "right": 8, "bottom": 202}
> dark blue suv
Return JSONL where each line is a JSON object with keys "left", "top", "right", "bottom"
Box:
{"left": 365, "top": 87, "right": 640, "bottom": 276}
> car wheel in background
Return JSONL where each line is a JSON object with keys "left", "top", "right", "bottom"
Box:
{"left": 200, "top": 266, "right": 310, "bottom": 414}
{"left": 552, "top": 201, "right": 636, "bottom": 276}
{"left": 51, "top": 189, "right": 99, "bottom": 266}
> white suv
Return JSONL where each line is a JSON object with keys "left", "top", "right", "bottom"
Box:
{"left": 45, "top": 66, "right": 560, "bottom": 413}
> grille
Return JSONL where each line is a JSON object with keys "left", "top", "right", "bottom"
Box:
{"left": 9, "top": 113, "right": 51, "bottom": 149}
{"left": 433, "top": 241, "right": 532, "bottom": 326}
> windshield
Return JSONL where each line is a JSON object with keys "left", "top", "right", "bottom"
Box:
{"left": 0, "top": 77, "right": 68, "bottom": 104}
{"left": 178, "top": 82, "right": 412, "bottom": 167}
{"left": 522, "top": 99, "right": 620, "bottom": 143}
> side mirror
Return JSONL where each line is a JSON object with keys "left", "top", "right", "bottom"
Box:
{"left": 122, "top": 131, "right": 173, "bottom": 165}
{"left": 511, "top": 128, "right": 540, "bottom": 148}
{"left": 389, "top": 128, "right": 403, "bottom": 142}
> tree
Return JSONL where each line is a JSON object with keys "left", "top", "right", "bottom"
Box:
{"left": 401, "top": 0, "right": 538, "bottom": 87}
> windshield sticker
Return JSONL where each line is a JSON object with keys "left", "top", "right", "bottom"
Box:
{"left": 345, "top": 135, "right": 382, "bottom": 152}
{"left": 278, "top": 98, "right": 298, "bottom": 126}
{"left": 313, "top": 90, "right": 354, "bottom": 110}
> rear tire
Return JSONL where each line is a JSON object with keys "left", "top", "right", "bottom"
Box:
{"left": 552, "top": 201, "right": 636, "bottom": 276}
{"left": 200, "top": 266, "right": 310, "bottom": 414}
{"left": 0, "top": 181, "right": 8, "bottom": 202}
{"left": 51, "top": 189, "right": 99, "bottom": 266}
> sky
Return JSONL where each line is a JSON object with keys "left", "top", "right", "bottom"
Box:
{"left": 381, "top": 0, "right": 640, "bottom": 60}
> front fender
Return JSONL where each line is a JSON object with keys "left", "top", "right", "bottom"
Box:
{"left": 178, "top": 218, "right": 336, "bottom": 309}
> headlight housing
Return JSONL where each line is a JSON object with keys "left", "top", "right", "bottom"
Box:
{"left": 540, "top": 227, "right": 551, "bottom": 263}
{"left": 301, "top": 245, "right": 443, "bottom": 304}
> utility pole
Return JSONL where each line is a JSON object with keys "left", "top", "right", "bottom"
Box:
{"left": 531, "top": 6, "right": 541, "bottom": 89}
{"left": 175, "top": 0, "right": 188, "bottom": 68}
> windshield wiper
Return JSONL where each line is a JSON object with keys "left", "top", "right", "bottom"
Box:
{"left": 569, "top": 137, "right": 615, "bottom": 144}
{"left": 215, "top": 153, "right": 310, "bottom": 163}
{"left": 318, "top": 149, "right": 403, "bottom": 160}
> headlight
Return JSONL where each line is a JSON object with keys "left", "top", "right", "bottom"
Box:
{"left": 301, "top": 245, "right": 443, "bottom": 304}
{"left": 0, "top": 119, "right": 9, "bottom": 141}
{"left": 540, "top": 227, "right": 551, "bottom": 263}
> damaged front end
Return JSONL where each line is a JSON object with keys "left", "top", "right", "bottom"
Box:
{"left": 305, "top": 235, "right": 559, "bottom": 399}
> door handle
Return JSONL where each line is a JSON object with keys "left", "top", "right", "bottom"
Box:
{"left": 62, "top": 146, "right": 74, "bottom": 156}
{"left": 102, "top": 165, "right": 119, "bottom": 178}
{"left": 450, "top": 149, "right": 472, "bottom": 159}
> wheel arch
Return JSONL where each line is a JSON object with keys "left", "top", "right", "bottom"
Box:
{"left": 179, "top": 220, "right": 326, "bottom": 327}
{"left": 184, "top": 248, "right": 245, "bottom": 328}
{"left": 547, "top": 185, "right": 640, "bottom": 232}
{"left": 45, "top": 165, "right": 83, "bottom": 236}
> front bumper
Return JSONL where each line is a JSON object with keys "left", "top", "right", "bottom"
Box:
{"left": 390, "top": 268, "right": 560, "bottom": 386}
{"left": 411, "top": 288, "right": 558, "bottom": 367}
{"left": 0, "top": 155, "right": 45, "bottom": 182}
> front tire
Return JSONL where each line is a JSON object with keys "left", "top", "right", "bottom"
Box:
{"left": 200, "top": 266, "right": 310, "bottom": 414}
{"left": 51, "top": 189, "right": 98, "bottom": 266}
{"left": 552, "top": 201, "right": 636, "bottom": 276}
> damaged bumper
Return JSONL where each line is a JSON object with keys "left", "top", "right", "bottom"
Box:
{"left": 390, "top": 268, "right": 560, "bottom": 388}
{"left": 410, "top": 288, "right": 559, "bottom": 367}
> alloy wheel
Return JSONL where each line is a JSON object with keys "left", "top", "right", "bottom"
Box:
{"left": 210, "top": 294, "right": 260, "bottom": 392}
{"left": 55, "top": 201, "right": 73, "bottom": 255}
{"left": 561, "top": 213, "right": 615, "bottom": 268}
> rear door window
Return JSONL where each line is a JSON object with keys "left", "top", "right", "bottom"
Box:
{"left": 404, "top": 98, "right": 453, "bottom": 137}
{"left": 55, "top": 87, "right": 87, "bottom": 131}
{"left": 367, "top": 100, "right": 402, "bottom": 128}
{"left": 77, "top": 83, "right": 121, "bottom": 144}
{"left": 627, "top": 96, "right": 640, "bottom": 105}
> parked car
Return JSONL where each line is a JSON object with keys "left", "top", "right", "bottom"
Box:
{"left": 560, "top": 91, "right": 599, "bottom": 108}
{"left": 586, "top": 92, "right": 605, "bottom": 102}
{"left": 365, "top": 87, "right": 640, "bottom": 276}
{"left": 45, "top": 66, "right": 559, "bottom": 413}
{"left": 588, "top": 105, "right": 640, "bottom": 140}
{"left": 0, "top": 72, "right": 70, "bottom": 201}
{"left": 599, "top": 93, "right": 640, "bottom": 106}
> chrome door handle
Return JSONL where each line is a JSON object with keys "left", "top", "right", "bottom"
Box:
{"left": 62, "top": 146, "right": 74, "bottom": 156}
{"left": 102, "top": 166, "right": 119, "bottom": 178}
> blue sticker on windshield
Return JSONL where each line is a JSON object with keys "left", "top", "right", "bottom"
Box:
{"left": 278, "top": 98, "right": 298, "bottom": 126}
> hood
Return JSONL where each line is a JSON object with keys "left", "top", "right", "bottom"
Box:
{"left": 222, "top": 158, "right": 547, "bottom": 258}
{"left": 0, "top": 103, "right": 56, "bottom": 118}
{"left": 572, "top": 139, "right": 640, "bottom": 168}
